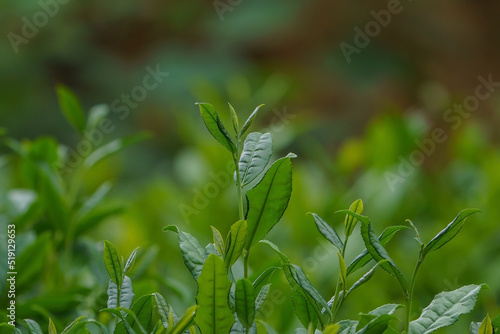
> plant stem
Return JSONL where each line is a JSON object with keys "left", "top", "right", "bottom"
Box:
{"left": 331, "top": 237, "right": 349, "bottom": 322}
{"left": 405, "top": 253, "right": 423, "bottom": 334}
{"left": 232, "top": 136, "right": 248, "bottom": 278}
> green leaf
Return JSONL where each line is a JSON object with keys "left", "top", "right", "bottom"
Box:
{"left": 239, "top": 132, "right": 273, "bottom": 186}
{"left": 103, "top": 240, "right": 122, "bottom": 286}
{"left": 359, "top": 220, "right": 407, "bottom": 295}
{"left": 358, "top": 304, "right": 401, "bottom": 329}
{"left": 235, "top": 278, "right": 256, "bottom": 329}
{"left": 337, "top": 252, "right": 347, "bottom": 286}
{"left": 422, "top": 209, "right": 481, "bottom": 257}
{"left": 346, "top": 261, "right": 385, "bottom": 297}
{"left": 154, "top": 293, "right": 172, "bottom": 329}
{"left": 107, "top": 276, "right": 134, "bottom": 309}
{"left": 87, "top": 104, "right": 110, "bottom": 131}
{"left": 16, "top": 232, "right": 50, "bottom": 289}
{"left": 347, "top": 226, "right": 408, "bottom": 276}
{"left": 197, "top": 102, "right": 236, "bottom": 153}
{"left": 48, "top": 318, "right": 57, "bottom": 334}
{"left": 309, "top": 213, "right": 343, "bottom": 252}
{"left": 61, "top": 316, "right": 88, "bottom": 334}
{"left": 56, "top": 84, "right": 86, "bottom": 133}
{"left": 240, "top": 105, "right": 264, "bottom": 137}
{"left": 289, "top": 264, "right": 332, "bottom": 318}
{"left": 163, "top": 225, "right": 206, "bottom": 280}
{"left": 124, "top": 248, "right": 139, "bottom": 275}
{"left": 74, "top": 182, "right": 113, "bottom": 225}
{"left": 116, "top": 294, "right": 154, "bottom": 334}
{"left": 196, "top": 254, "right": 234, "bottom": 334}
{"left": 25, "top": 319, "right": 43, "bottom": 334}
{"left": 225, "top": 220, "right": 247, "bottom": 269}
{"left": 478, "top": 314, "right": 493, "bottom": 334}
{"left": 357, "top": 314, "right": 396, "bottom": 334}
{"left": 253, "top": 267, "right": 280, "bottom": 294}
{"left": 291, "top": 290, "right": 318, "bottom": 329}
{"left": 83, "top": 132, "right": 151, "bottom": 169}
{"left": 324, "top": 324, "right": 340, "bottom": 334}
{"left": 228, "top": 103, "right": 239, "bottom": 135}
{"left": 255, "top": 283, "right": 271, "bottom": 312}
{"left": 409, "top": 284, "right": 486, "bottom": 334}
{"left": 245, "top": 155, "right": 294, "bottom": 248}
{"left": 491, "top": 314, "right": 500, "bottom": 331}
{"left": 168, "top": 305, "right": 197, "bottom": 334}
{"left": 337, "top": 320, "right": 358, "bottom": 334}
{"left": 211, "top": 226, "right": 225, "bottom": 258}
{"left": 344, "top": 199, "right": 363, "bottom": 238}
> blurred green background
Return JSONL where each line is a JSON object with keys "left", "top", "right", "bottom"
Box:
{"left": 1, "top": 0, "right": 500, "bottom": 332}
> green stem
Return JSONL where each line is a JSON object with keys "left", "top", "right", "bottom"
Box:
{"left": 232, "top": 136, "right": 248, "bottom": 277}
{"left": 405, "top": 253, "right": 423, "bottom": 334}
{"left": 331, "top": 238, "right": 349, "bottom": 323}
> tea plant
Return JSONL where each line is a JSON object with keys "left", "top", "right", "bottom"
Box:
{"left": 6, "top": 102, "right": 500, "bottom": 334}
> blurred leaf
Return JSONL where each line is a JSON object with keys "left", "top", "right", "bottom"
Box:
{"left": 83, "top": 132, "right": 151, "bottom": 169}
{"left": 410, "top": 284, "right": 486, "bottom": 334}
{"left": 255, "top": 283, "right": 270, "bottom": 312}
{"left": 239, "top": 132, "right": 273, "bottom": 186}
{"left": 196, "top": 254, "right": 233, "bottom": 334}
{"left": 74, "top": 182, "right": 113, "bottom": 224}
{"left": 48, "top": 318, "right": 57, "bottom": 334}
{"left": 25, "top": 319, "right": 43, "bottom": 334}
{"left": 245, "top": 155, "right": 294, "bottom": 249}
{"left": 16, "top": 233, "right": 50, "bottom": 289}
{"left": 87, "top": 104, "right": 110, "bottom": 131}
{"left": 56, "top": 85, "right": 86, "bottom": 133}
{"left": 197, "top": 102, "right": 236, "bottom": 153}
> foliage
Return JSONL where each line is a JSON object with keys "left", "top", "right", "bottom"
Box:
{"left": 2, "top": 95, "right": 500, "bottom": 333}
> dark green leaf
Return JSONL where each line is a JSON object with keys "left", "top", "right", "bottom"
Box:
{"left": 347, "top": 226, "right": 408, "bottom": 276}
{"left": 197, "top": 102, "right": 236, "bottom": 153}
{"left": 422, "top": 209, "right": 481, "bottom": 257}
{"left": 253, "top": 267, "right": 280, "bottom": 294}
{"left": 196, "top": 254, "right": 234, "bottom": 334}
{"left": 235, "top": 278, "right": 256, "bottom": 329}
{"left": 309, "top": 213, "right": 343, "bottom": 252}
{"left": 240, "top": 105, "right": 264, "bottom": 137}
{"left": 103, "top": 240, "right": 122, "bottom": 286}
{"left": 168, "top": 305, "right": 197, "bottom": 334}
{"left": 228, "top": 103, "right": 239, "bottom": 135}
{"left": 225, "top": 220, "right": 247, "bottom": 269}
{"left": 359, "top": 220, "right": 407, "bottom": 294}
{"left": 245, "top": 155, "right": 294, "bottom": 249}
